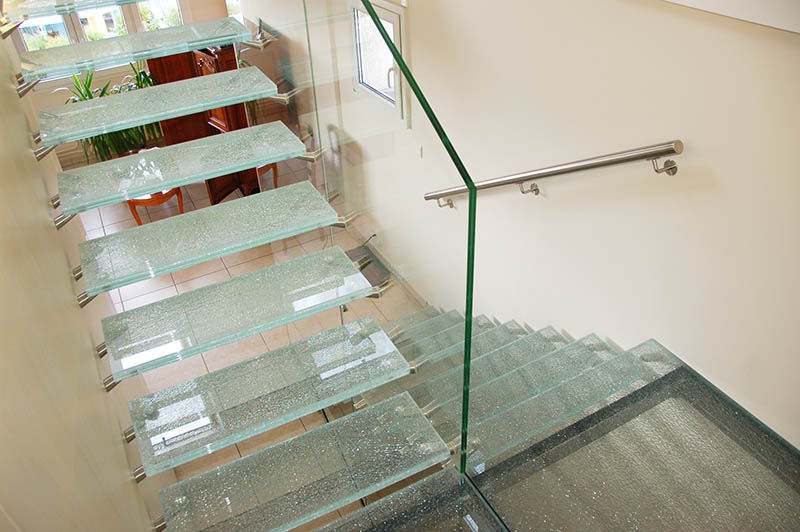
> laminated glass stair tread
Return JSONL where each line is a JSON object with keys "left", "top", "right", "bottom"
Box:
{"left": 360, "top": 321, "right": 533, "bottom": 407}
{"left": 392, "top": 310, "right": 463, "bottom": 346}
{"left": 398, "top": 316, "right": 495, "bottom": 365}
{"left": 79, "top": 181, "right": 337, "bottom": 295}
{"left": 431, "top": 335, "right": 624, "bottom": 443}
{"left": 464, "top": 349, "right": 655, "bottom": 472}
{"left": 159, "top": 392, "right": 450, "bottom": 532}
{"left": 59, "top": 122, "right": 305, "bottom": 216}
{"left": 39, "top": 67, "right": 274, "bottom": 145}
{"left": 3, "top": 0, "right": 137, "bottom": 17}
{"left": 131, "top": 317, "right": 409, "bottom": 475}
{"left": 105, "top": 246, "right": 372, "bottom": 381}
{"left": 408, "top": 329, "right": 569, "bottom": 413}
{"left": 382, "top": 306, "right": 441, "bottom": 334}
{"left": 20, "top": 17, "right": 251, "bottom": 82}
{"left": 473, "top": 356, "right": 800, "bottom": 531}
{"left": 318, "top": 468, "right": 506, "bottom": 532}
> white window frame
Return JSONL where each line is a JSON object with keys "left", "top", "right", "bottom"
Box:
{"left": 349, "top": 0, "right": 408, "bottom": 121}
{"left": 10, "top": 1, "right": 183, "bottom": 81}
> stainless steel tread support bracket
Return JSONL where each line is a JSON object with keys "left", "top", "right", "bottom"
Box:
{"left": 95, "top": 341, "right": 107, "bottom": 358}
{"left": 77, "top": 291, "right": 96, "bottom": 308}
{"left": 123, "top": 425, "right": 135, "bottom": 443}
{"left": 298, "top": 148, "right": 324, "bottom": 162}
{"left": 1, "top": 19, "right": 23, "bottom": 39}
{"left": 50, "top": 194, "right": 60, "bottom": 208}
{"left": 268, "top": 87, "right": 302, "bottom": 104}
{"left": 54, "top": 213, "right": 75, "bottom": 230}
{"left": 103, "top": 375, "right": 118, "bottom": 392}
{"left": 17, "top": 78, "right": 39, "bottom": 98}
{"left": 152, "top": 517, "right": 166, "bottom": 532}
{"left": 72, "top": 265, "right": 83, "bottom": 281}
{"left": 132, "top": 465, "right": 146, "bottom": 483}
{"left": 34, "top": 145, "right": 55, "bottom": 161}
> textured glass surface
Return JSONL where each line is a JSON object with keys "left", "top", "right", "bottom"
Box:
{"left": 131, "top": 318, "right": 409, "bottom": 475}
{"left": 105, "top": 246, "right": 372, "bottom": 380}
{"left": 59, "top": 122, "right": 305, "bottom": 215}
{"left": 4, "top": 0, "right": 138, "bottom": 17}
{"left": 318, "top": 468, "right": 505, "bottom": 532}
{"left": 39, "top": 67, "right": 274, "bottom": 145}
{"left": 361, "top": 322, "right": 533, "bottom": 407}
{"left": 465, "top": 351, "right": 653, "bottom": 471}
{"left": 477, "top": 393, "right": 800, "bottom": 531}
{"left": 80, "top": 181, "right": 337, "bottom": 295}
{"left": 432, "top": 335, "right": 621, "bottom": 443}
{"left": 20, "top": 17, "right": 251, "bottom": 82}
{"left": 392, "top": 310, "right": 463, "bottom": 345}
{"left": 159, "top": 392, "right": 450, "bottom": 532}
{"left": 397, "top": 316, "right": 495, "bottom": 366}
{"left": 408, "top": 330, "right": 568, "bottom": 413}
{"left": 382, "top": 306, "right": 440, "bottom": 334}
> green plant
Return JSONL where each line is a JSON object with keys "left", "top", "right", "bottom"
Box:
{"left": 56, "top": 64, "right": 162, "bottom": 163}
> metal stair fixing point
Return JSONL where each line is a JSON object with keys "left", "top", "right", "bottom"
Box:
{"left": 0, "top": 19, "right": 23, "bottom": 39}
{"left": 54, "top": 213, "right": 75, "bottom": 230}
{"left": 17, "top": 78, "right": 39, "bottom": 98}
{"left": 76, "top": 291, "right": 95, "bottom": 308}
{"left": 34, "top": 145, "right": 55, "bottom": 161}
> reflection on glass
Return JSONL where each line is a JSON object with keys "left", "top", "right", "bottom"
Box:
{"left": 78, "top": 6, "right": 127, "bottom": 41}
{"left": 138, "top": 0, "right": 183, "bottom": 31}
{"left": 354, "top": 9, "right": 396, "bottom": 103}
{"left": 19, "top": 15, "right": 71, "bottom": 51}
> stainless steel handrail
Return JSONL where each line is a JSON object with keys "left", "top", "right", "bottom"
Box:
{"left": 424, "top": 140, "right": 684, "bottom": 204}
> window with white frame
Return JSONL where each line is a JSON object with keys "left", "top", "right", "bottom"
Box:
{"left": 12, "top": 0, "right": 182, "bottom": 54}
{"left": 351, "top": 0, "right": 406, "bottom": 117}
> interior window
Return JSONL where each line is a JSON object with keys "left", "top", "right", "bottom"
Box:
{"left": 77, "top": 6, "right": 127, "bottom": 41}
{"left": 138, "top": 0, "right": 183, "bottom": 31}
{"left": 354, "top": 9, "right": 397, "bottom": 104}
{"left": 226, "top": 0, "right": 244, "bottom": 24}
{"left": 19, "top": 15, "right": 72, "bottom": 51}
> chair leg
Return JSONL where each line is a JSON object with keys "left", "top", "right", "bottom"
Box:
{"left": 127, "top": 201, "right": 143, "bottom": 226}
{"left": 176, "top": 188, "right": 184, "bottom": 214}
{"left": 272, "top": 163, "right": 278, "bottom": 189}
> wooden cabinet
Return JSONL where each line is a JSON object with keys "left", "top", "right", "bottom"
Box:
{"left": 148, "top": 46, "right": 260, "bottom": 205}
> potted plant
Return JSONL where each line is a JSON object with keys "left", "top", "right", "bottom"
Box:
{"left": 57, "top": 62, "right": 162, "bottom": 163}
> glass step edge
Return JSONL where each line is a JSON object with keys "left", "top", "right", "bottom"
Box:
{"left": 20, "top": 17, "right": 251, "bottom": 82}
{"left": 398, "top": 316, "right": 495, "bottom": 365}
{"left": 79, "top": 180, "right": 336, "bottom": 295}
{"left": 59, "top": 121, "right": 305, "bottom": 216}
{"left": 131, "top": 317, "right": 410, "bottom": 476}
{"left": 407, "top": 329, "right": 570, "bottom": 414}
{"left": 40, "top": 67, "right": 274, "bottom": 146}
{"left": 159, "top": 392, "right": 451, "bottom": 532}
{"left": 358, "top": 322, "right": 534, "bottom": 408}
{"left": 105, "top": 246, "right": 372, "bottom": 381}
{"left": 382, "top": 305, "right": 441, "bottom": 335}
{"left": 317, "top": 467, "right": 506, "bottom": 532}
{"left": 392, "top": 310, "right": 463, "bottom": 345}
{"left": 464, "top": 347, "right": 659, "bottom": 473}
{"left": 430, "top": 335, "right": 623, "bottom": 441}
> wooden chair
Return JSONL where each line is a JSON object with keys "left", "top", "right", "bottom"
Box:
{"left": 126, "top": 147, "right": 184, "bottom": 225}
{"left": 257, "top": 162, "right": 279, "bottom": 190}
{"left": 127, "top": 188, "right": 184, "bottom": 225}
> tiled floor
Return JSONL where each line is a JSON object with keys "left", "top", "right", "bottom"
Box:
{"left": 84, "top": 162, "right": 430, "bottom": 528}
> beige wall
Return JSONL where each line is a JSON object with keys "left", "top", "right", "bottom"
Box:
{"left": 0, "top": 40, "right": 152, "bottom": 531}
{"left": 245, "top": 0, "right": 800, "bottom": 447}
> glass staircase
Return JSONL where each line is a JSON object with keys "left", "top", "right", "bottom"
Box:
{"left": 39, "top": 67, "right": 274, "bottom": 146}
{"left": 79, "top": 181, "right": 338, "bottom": 295}
{"left": 159, "top": 393, "right": 450, "bottom": 532}
{"left": 58, "top": 122, "right": 305, "bottom": 215}
{"left": 129, "top": 317, "right": 409, "bottom": 475}
{"left": 12, "top": 0, "right": 798, "bottom": 529}
{"left": 104, "top": 246, "right": 373, "bottom": 381}
{"left": 18, "top": 18, "right": 251, "bottom": 82}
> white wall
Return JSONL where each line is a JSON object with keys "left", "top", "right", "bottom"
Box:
{"left": 0, "top": 39, "right": 152, "bottom": 531}
{"left": 244, "top": 0, "right": 800, "bottom": 448}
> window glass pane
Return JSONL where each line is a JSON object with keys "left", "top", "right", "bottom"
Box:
{"left": 355, "top": 9, "right": 396, "bottom": 103}
{"left": 78, "top": 6, "right": 127, "bottom": 41}
{"left": 138, "top": 0, "right": 183, "bottom": 31}
{"left": 226, "top": 0, "right": 244, "bottom": 24}
{"left": 19, "top": 15, "right": 71, "bottom": 51}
